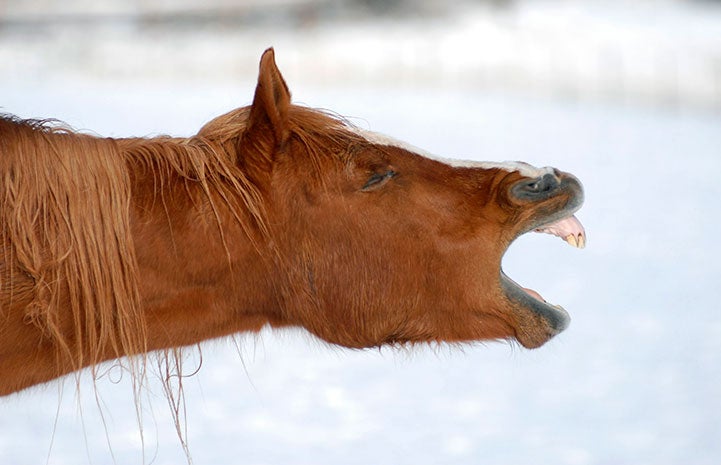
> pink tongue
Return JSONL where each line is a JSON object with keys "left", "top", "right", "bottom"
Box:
{"left": 534, "top": 215, "right": 586, "bottom": 248}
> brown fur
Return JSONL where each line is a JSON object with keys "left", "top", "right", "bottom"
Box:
{"left": 0, "top": 49, "right": 582, "bottom": 396}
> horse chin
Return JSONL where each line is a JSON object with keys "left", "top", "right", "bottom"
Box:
{"left": 500, "top": 272, "right": 571, "bottom": 349}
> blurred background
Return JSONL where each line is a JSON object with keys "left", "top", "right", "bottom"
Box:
{"left": 1, "top": 0, "right": 720, "bottom": 109}
{"left": 1, "top": 1, "right": 721, "bottom": 464}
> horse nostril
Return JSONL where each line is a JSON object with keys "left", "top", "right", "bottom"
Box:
{"left": 513, "top": 173, "right": 560, "bottom": 199}
{"left": 541, "top": 173, "right": 559, "bottom": 192}
{"left": 528, "top": 174, "right": 557, "bottom": 192}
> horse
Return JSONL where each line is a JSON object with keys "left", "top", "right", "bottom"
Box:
{"left": 0, "top": 48, "right": 585, "bottom": 397}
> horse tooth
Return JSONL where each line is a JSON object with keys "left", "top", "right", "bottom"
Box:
{"left": 565, "top": 234, "right": 578, "bottom": 248}
{"left": 578, "top": 234, "right": 586, "bottom": 249}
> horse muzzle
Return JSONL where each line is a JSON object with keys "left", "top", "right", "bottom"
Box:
{"left": 501, "top": 168, "right": 585, "bottom": 348}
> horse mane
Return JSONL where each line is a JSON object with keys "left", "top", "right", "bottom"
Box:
{"left": 0, "top": 104, "right": 362, "bottom": 382}
{"left": 0, "top": 115, "right": 145, "bottom": 377}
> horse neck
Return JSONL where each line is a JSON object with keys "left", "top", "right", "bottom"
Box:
{"left": 119, "top": 136, "right": 281, "bottom": 354}
{"left": 0, "top": 130, "right": 279, "bottom": 396}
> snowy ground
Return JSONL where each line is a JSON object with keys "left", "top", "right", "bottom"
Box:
{"left": 2, "top": 1, "right": 721, "bottom": 463}
{"left": 1, "top": 76, "right": 720, "bottom": 465}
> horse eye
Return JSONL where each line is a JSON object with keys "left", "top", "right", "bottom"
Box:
{"left": 362, "top": 170, "right": 397, "bottom": 191}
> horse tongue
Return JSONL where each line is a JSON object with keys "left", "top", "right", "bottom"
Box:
{"left": 534, "top": 215, "right": 586, "bottom": 248}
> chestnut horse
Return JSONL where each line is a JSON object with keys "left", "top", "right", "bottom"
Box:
{"left": 0, "top": 48, "right": 585, "bottom": 397}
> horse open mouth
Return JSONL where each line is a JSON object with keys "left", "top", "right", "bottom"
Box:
{"left": 501, "top": 213, "right": 586, "bottom": 348}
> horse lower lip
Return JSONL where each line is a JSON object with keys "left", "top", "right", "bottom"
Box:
{"left": 521, "top": 286, "right": 565, "bottom": 312}
{"left": 500, "top": 273, "right": 571, "bottom": 341}
{"left": 522, "top": 287, "right": 545, "bottom": 302}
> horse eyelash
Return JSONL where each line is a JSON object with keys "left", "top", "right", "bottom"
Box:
{"left": 362, "top": 170, "right": 397, "bottom": 191}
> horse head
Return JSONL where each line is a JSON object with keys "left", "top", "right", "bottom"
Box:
{"left": 200, "top": 48, "right": 585, "bottom": 350}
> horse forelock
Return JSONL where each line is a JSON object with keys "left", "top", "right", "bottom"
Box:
{"left": 199, "top": 104, "right": 358, "bottom": 146}
{"left": 199, "top": 104, "right": 366, "bottom": 185}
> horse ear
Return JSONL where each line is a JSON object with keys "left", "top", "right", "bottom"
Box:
{"left": 248, "top": 48, "right": 291, "bottom": 146}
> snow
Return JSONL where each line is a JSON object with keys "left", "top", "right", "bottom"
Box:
{"left": 1, "top": 1, "right": 721, "bottom": 463}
